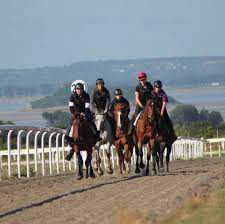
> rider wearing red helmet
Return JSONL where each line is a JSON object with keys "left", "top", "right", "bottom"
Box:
{"left": 129, "top": 72, "right": 153, "bottom": 133}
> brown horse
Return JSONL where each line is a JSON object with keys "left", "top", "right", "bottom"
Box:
{"left": 134, "top": 99, "right": 158, "bottom": 175}
{"left": 113, "top": 103, "right": 134, "bottom": 174}
{"left": 65, "top": 113, "right": 97, "bottom": 180}
{"left": 156, "top": 117, "right": 175, "bottom": 173}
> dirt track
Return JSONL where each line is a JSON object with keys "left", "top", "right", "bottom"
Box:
{"left": 0, "top": 158, "right": 225, "bottom": 224}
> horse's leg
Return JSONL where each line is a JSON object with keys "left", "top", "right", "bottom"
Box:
{"left": 139, "top": 142, "right": 145, "bottom": 169}
{"left": 116, "top": 146, "right": 123, "bottom": 174}
{"left": 159, "top": 142, "right": 165, "bottom": 173}
{"left": 124, "top": 144, "right": 130, "bottom": 174}
{"left": 166, "top": 144, "right": 172, "bottom": 173}
{"left": 85, "top": 149, "right": 95, "bottom": 178}
{"left": 150, "top": 139, "right": 157, "bottom": 175}
{"left": 76, "top": 151, "right": 83, "bottom": 180}
{"left": 145, "top": 143, "right": 151, "bottom": 176}
{"left": 106, "top": 143, "right": 113, "bottom": 174}
{"left": 95, "top": 145, "right": 104, "bottom": 176}
{"left": 135, "top": 143, "right": 140, "bottom": 174}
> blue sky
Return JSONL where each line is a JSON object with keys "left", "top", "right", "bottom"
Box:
{"left": 0, "top": 0, "right": 225, "bottom": 69}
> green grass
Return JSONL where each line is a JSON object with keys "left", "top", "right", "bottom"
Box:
{"left": 162, "top": 186, "right": 225, "bottom": 224}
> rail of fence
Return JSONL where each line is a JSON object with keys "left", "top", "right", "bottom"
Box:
{"left": 1, "top": 125, "right": 223, "bottom": 180}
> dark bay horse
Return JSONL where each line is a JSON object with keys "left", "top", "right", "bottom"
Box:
{"left": 156, "top": 117, "right": 175, "bottom": 173}
{"left": 134, "top": 99, "right": 158, "bottom": 175}
{"left": 65, "top": 113, "right": 97, "bottom": 180}
{"left": 113, "top": 103, "right": 134, "bottom": 174}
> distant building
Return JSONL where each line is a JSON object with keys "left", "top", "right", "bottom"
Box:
{"left": 211, "top": 82, "right": 220, "bottom": 86}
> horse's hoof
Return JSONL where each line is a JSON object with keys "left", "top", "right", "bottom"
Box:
{"left": 90, "top": 173, "right": 95, "bottom": 179}
{"left": 135, "top": 167, "right": 140, "bottom": 174}
{"left": 93, "top": 167, "right": 98, "bottom": 171}
{"left": 77, "top": 175, "right": 83, "bottom": 180}
{"left": 107, "top": 168, "right": 113, "bottom": 174}
{"left": 140, "top": 162, "right": 145, "bottom": 169}
{"left": 159, "top": 167, "right": 165, "bottom": 173}
{"left": 145, "top": 169, "right": 149, "bottom": 176}
{"left": 98, "top": 169, "right": 104, "bottom": 176}
{"left": 152, "top": 169, "right": 157, "bottom": 175}
{"left": 85, "top": 174, "right": 89, "bottom": 179}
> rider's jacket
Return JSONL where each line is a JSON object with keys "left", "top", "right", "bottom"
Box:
{"left": 135, "top": 82, "right": 154, "bottom": 106}
{"left": 152, "top": 89, "right": 168, "bottom": 110}
{"left": 69, "top": 92, "right": 92, "bottom": 120}
{"left": 91, "top": 87, "right": 110, "bottom": 111}
{"left": 109, "top": 96, "right": 130, "bottom": 119}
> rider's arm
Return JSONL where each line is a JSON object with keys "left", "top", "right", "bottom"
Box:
{"left": 161, "top": 92, "right": 168, "bottom": 117}
{"left": 135, "top": 91, "right": 143, "bottom": 108}
{"left": 69, "top": 95, "right": 75, "bottom": 114}
{"left": 105, "top": 89, "right": 111, "bottom": 110}
{"left": 161, "top": 102, "right": 166, "bottom": 117}
{"left": 84, "top": 94, "right": 92, "bottom": 119}
{"left": 91, "top": 89, "right": 96, "bottom": 109}
{"left": 124, "top": 102, "right": 130, "bottom": 118}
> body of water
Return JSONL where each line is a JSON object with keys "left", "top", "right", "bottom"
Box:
{"left": 0, "top": 86, "right": 225, "bottom": 127}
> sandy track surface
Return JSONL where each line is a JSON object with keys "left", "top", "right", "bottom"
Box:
{"left": 0, "top": 158, "right": 225, "bottom": 224}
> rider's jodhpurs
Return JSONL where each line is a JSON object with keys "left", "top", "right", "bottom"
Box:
{"left": 130, "top": 105, "right": 143, "bottom": 125}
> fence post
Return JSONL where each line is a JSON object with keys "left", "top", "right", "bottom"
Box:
{"left": 17, "top": 130, "right": 24, "bottom": 178}
{"left": 7, "top": 130, "right": 13, "bottom": 177}
{"left": 41, "top": 132, "right": 47, "bottom": 176}
{"left": 56, "top": 133, "right": 61, "bottom": 174}
{"left": 26, "top": 130, "right": 33, "bottom": 178}
{"left": 34, "top": 131, "right": 41, "bottom": 174}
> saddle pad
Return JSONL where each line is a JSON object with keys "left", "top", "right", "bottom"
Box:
{"left": 134, "top": 111, "right": 143, "bottom": 126}
{"left": 69, "top": 125, "right": 73, "bottom": 137}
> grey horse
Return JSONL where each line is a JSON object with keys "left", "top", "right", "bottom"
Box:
{"left": 93, "top": 111, "right": 113, "bottom": 175}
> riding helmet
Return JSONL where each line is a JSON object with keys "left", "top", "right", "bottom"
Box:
{"left": 96, "top": 78, "right": 105, "bottom": 85}
{"left": 114, "top": 89, "right": 123, "bottom": 96}
{"left": 75, "top": 83, "right": 84, "bottom": 90}
{"left": 138, "top": 71, "right": 147, "bottom": 80}
{"left": 154, "top": 80, "right": 162, "bottom": 88}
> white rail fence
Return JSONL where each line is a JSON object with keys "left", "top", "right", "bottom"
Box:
{"left": 0, "top": 125, "right": 224, "bottom": 180}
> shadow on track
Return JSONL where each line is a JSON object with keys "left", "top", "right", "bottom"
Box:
{"left": 0, "top": 175, "right": 142, "bottom": 219}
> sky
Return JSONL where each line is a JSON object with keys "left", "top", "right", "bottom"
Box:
{"left": 0, "top": 0, "right": 225, "bottom": 69}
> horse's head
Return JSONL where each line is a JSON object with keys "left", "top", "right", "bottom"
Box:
{"left": 94, "top": 112, "right": 107, "bottom": 131}
{"left": 71, "top": 113, "right": 85, "bottom": 140}
{"left": 144, "top": 99, "right": 156, "bottom": 122}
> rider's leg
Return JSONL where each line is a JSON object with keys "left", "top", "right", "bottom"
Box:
{"left": 89, "top": 119, "right": 102, "bottom": 141}
{"left": 128, "top": 105, "right": 143, "bottom": 134}
{"left": 106, "top": 114, "right": 117, "bottom": 140}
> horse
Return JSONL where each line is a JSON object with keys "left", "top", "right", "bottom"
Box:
{"left": 134, "top": 99, "right": 158, "bottom": 175}
{"left": 93, "top": 109, "right": 113, "bottom": 175}
{"left": 65, "top": 113, "right": 97, "bottom": 180}
{"left": 113, "top": 103, "right": 134, "bottom": 174}
{"left": 155, "top": 116, "right": 175, "bottom": 173}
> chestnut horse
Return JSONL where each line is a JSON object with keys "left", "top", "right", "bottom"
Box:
{"left": 134, "top": 99, "right": 158, "bottom": 175}
{"left": 113, "top": 103, "right": 134, "bottom": 174}
{"left": 65, "top": 113, "right": 97, "bottom": 180}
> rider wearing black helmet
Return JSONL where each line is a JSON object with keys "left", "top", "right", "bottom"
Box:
{"left": 108, "top": 89, "right": 130, "bottom": 140}
{"left": 91, "top": 78, "right": 111, "bottom": 113}
{"left": 67, "top": 82, "right": 101, "bottom": 143}
{"left": 152, "top": 80, "right": 177, "bottom": 143}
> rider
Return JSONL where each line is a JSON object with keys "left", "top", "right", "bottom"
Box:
{"left": 91, "top": 78, "right": 111, "bottom": 112}
{"left": 108, "top": 89, "right": 130, "bottom": 139}
{"left": 67, "top": 82, "right": 101, "bottom": 141}
{"left": 129, "top": 72, "right": 153, "bottom": 133}
{"left": 152, "top": 80, "right": 177, "bottom": 143}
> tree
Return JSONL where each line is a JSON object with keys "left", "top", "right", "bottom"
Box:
{"left": 42, "top": 111, "right": 70, "bottom": 129}
{"left": 171, "top": 105, "right": 200, "bottom": 125}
